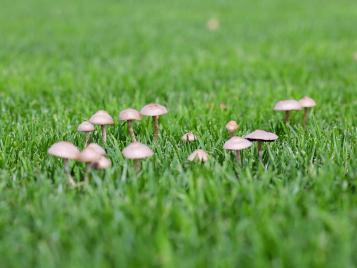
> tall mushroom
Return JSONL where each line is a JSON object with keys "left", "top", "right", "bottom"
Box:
{"left": 122, "top": 142, "right": 154, "bottom": 172}
{"left": 140, "top": 103, "right": 168, "bottom": 141}
{"left": 182, "top": 132, "right": 197, "bottom": 142}
{"left": 223, "top": 136, "right": 252, "bottom": 163}
{"left": 119, "top": 108, "right": 141, "bottom": 141}
{"left": 187, "top": 149, "right": 209, "bottom": 163}
{"left": 77, "top": 121, "right": 95, "bottom": 147}
{"left": 244, "top": 130, "right": 278, "bottom": 162}
{"left": 274, "top": 100, "right": 302, "bottom": 124}
{"left": 299, "top": 96, "right": 316, "bottom": 127}
{"left": 89, "top": 110, "right": 114, "bottom": 144}
{"left": 225, "top": 120, "right": 239, "bottom": 137}
{"left": 48, "top": 141, "right": 80, "bottom": 186}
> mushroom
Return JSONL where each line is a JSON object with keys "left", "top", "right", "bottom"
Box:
{"left": 119, "top": 108, "right": 141, "bottom": 141}
{"left": 86, "top": 143, "right": 106, "bottom": 156}
{"left": 299, "top": 96, "right": 316, "bottom": 127}
{"left": 182, "top": 132, "right": 197, "bottom": 142}
{"left": 244, "top": 130, "right": 278, "bottom": 162}
{"left": 91, "top": 156, "right": 111, "bottom": 170}
{"left": 225, "top": 120, "right": 239, "bottom": 136}
{"left": 78, "top": 147, "right": 102, "bottom": 183}
{"left": 89, "top": 110, "right": 114, "bottom": 144}
{"left": 48, "top": 141, "right": 80, "bottom": 186}
{"left": 223, "top": 136, "right": 252, "bottom": 163}
{"left": 140, "top": 103, "right": 168, "bottom": 141}
{"left": 77, "top": 121, "right": 95, "bottom": 147}
{"left": 274, "top": 100, "right": 302, "bottom": 124}
{"left": 187, "top": 149, "right": 209, "bottom": 163}
{"left": 122, "top": 142, "right": 154, "bottom": 172}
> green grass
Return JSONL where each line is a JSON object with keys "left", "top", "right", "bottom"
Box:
{"left": 0, "top": 0, "right": 357, "bottom": 267}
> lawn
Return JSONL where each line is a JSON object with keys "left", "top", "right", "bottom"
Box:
{"left": 0, "top": 0, "right": 356, "bottom": 267}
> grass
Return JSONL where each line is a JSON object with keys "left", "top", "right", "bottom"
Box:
{"left": 0, "top": 0, "right": 357, "bottom": 267}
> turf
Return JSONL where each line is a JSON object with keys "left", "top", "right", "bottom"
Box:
{"left": 0, "top": 0, "right": 356, "bottom": 267}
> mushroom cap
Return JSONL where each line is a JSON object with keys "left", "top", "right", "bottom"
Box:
{"left": 122, "top": 142, "right": 154, "bottom": 160}
{"left": 182, "top": 132, "right": 197, "bottom": 142}
{"left": 244, "top": 130, "right": 278, "bottom": 142}
{"left": 86, "top": 143, "right": 106, "bottom": 156}
{"left": 48, "top": 141, "right": 80, "bottom": 160}
{"left": 299, "top": 96, "right": 316, "bottom": 108}
{"left": 187, "top": 149, "right": 209, "bottom": 162}
{"left": 274, "top": 100, "right": 302, "bottom": 111}
{"left": 89, "top": 110, "right": 114, "bottom": 125}
{"left": 140, "top": 103, "right": 168, "bottom": 117}
{"left": 119, "top": 108, "right": 141, "bottom": 121}
{"left": 223, "top": 136, "right": 252, "bottom": 151}
{"left": 91, "top": 156, "right": 111, "bottom": 169}
{"left": 225, "top": 120, "right": 239, "bottom": 132}
{"left": 77, "top": 121, "right": 95, "bottom": 132}
{"left": 78, "top": 147, "right": 102, "bottom": 163}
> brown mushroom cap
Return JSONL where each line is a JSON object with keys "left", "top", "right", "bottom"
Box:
{"left": 224, "top": 137, "right": 252, "bottom": 151}
{"left": 299, "top": 96, "right": 316, "bottom": 108}
{"left": 122, "top": 142, "right": 154, "bottom": 160}
{"left": 188, "top": 149, "right": 209, "bottom": 162}
{"left": 225, "top": 120, "right": 239, "bottom": 132}
{"left": 182, "top": 132, "right": 197, "bottom": 142}
{"left": 48, "top": 141, "right": 80, "bottom": 160}
{"left": 91, "top": 156, "right": 111, "bottom": 169}
{"left": 140, "top": 103, "right": 168, "bottom": 117}
{"left": 78, "top": 147, "right": 102, "bottom": 163}
{"left": 244, "top": 130, "right": 278, "bottom": 142}
{"left": 86, "top": 143, "right": 106, "bottom": 156}
{"left": 274, "top": 100, "right": 302, "bottom": 111}
{"left": 89, "top": 110, "right": 114, "bottom": 125}
{"left": 119, "top": 108, "right": 141, "bottom": 121}
{"left": 77, "top": 121, "right": 95, "bottom": 132}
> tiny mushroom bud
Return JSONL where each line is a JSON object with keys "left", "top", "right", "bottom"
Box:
{"left": 225, "top": 120, "right": 239, "bottom": 136}
{"left": 182, "top": 132, "right": 197, "bottom": 142}
{"left": 244, "top": 130, "right": 278, "bottom": 162}
{"left": 122, "top": 142, "right": 154, "bottom": 172}
{"left": 119, "top": 108, "right": 141, "bottom": 141}
{"left": 223, "top": 136, "right": 252, "bottom": 163}
{"left": 89, "top": 110, "right": 114, "bottom": 144}
{"left": 91, "top": 156, "right": 111, "bottom": 170}
{"left": 299, "top": 96, "right": 316, "bottom": 127}
{"left": 48, "top": 141, "right": 80, "bottom": 186}
{"left": 274, "top": 100, "right": 302, "bottom": 124}
{"left": 77, "top": 121, "right": 95, "bottom": 147}
{"left": 140, "top": 103, "right": 168, "bottom": 142}
{"left": 187, "top": 149, "right": 209, "bottom": 163}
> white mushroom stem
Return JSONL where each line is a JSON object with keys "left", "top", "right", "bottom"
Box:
{"left": 101, "top": 125, "right": 107, "bottom": 143}
{"left": 85, "top": 133, "right": 91, "bottom": 147}
{"left": 235, "top": 150, "right": 241, "bottom": 162}
{"left": 257, "top": 142, "right": 263, "bottom": 162}
{"left": 303, "top": 108, "right": 309, "bottom": 127}
{"left": 127, "top": 120, "right": 136, "bottom": 141}
{"left": 84, "top": 165, "right": 92, "bottom": 183}
{"left": 134, "top": 159, "right": 141, "bottom": 173}
{"left": 284, "top": 111, "right": 290, "bottom": 124}
{"left": 63, "top": 159, "right": 76, "bottom": 186}
{"left": 229, "top": 130, "right": 235, "bottom": 137}
{"left": 153, "top": 115, "right": 159, "bottom": 141}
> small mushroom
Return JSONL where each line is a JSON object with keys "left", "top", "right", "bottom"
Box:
{"left": 119, "top": 108, "right": 141, "bottom": 141}
{"left": 223, "top": 136, "right": 252, "bottom": 163}
{"left": 91, "top": 156, "right": 111, "bottom": 170}
{"left": 187, "top": 149, "right": 208, "bottom": 163}
{"left": 299, "top": 96, "right": 316, "bottom": 127}
{"left": 140, "top": 103, "right": 168, "bottom": 141}
{"left": 182, "top": 132, "right": 197, "bottom": 142}
{"left": 86, "top": 143, "right": 106, "bottom": 156}
{"left": 77, "top": 121, "right": 95, "bottom": 147}
{"left": 244, "top": 130, "right": 278, "bottom": 162}
{"left": 89, "top": 110, "right": 114, "bottom": 144}
{"left": 225, "top": 120, "right": 239, "bottom": 136}
{"left": 48, "top": 141, "right": 80, "bottom": 186}
{"left": 122, "top": 142, "right": 154, "bottom": 172}
{"left": 78, "top": 147, "right": 102, "bottom": 183}
{"left": 274, "top": 100, "right": 302, "bottom": 124}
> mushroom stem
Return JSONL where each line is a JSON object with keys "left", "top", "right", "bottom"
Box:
{"left": 127, "top": 120, "right": 136, "bottom": 142}
{"left": 134, "top": 159, "right": 141, "bottom": 173}
{"left": 101, "top": 125, "right": 107, "bottom": 144}
{"left": 257, "top": 142, "right": 263, "bottom": 162}
{"left": 229, "top": 131, "right": 234, "bottom": 137}
{"left": 85, "top": 133, "right": 91, "bottom": 147}
{"left": 153, "top": 115, "right": 159, "bottom": 141}
{"left": 235, "top": 150, "right": 241, "bottom": 163}
{"left": 303, "top": 108, "right": 309, "bottom": 128}
{"left": 284, "top": 111, "right": 290, "bottom": 124}
{"left": 63, "top": 159, "right": 76, "bottom": 186}
{"left": 84, "top": 165, "right": 91, "bottom": 183}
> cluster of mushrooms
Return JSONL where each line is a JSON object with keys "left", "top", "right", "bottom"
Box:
{"left": 48, "top": 96, "right": 316, "bottom": 187}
